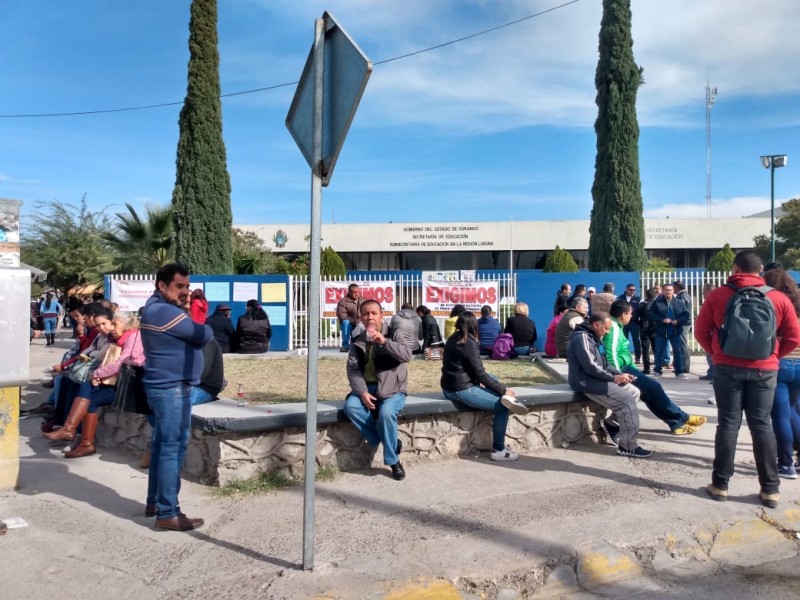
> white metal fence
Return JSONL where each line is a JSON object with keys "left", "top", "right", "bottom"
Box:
{"left": 289, "top": 273, "right": 517, "bottom": 350}
{"left": 639, "top": 271, "right": 731, "bottom": 352}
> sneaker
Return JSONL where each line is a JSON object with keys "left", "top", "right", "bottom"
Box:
{"left": 686, "top": 415, "right": 707, "bottom": 427}
{"left": 778, "top": 464, "right": 798, "bottom": 480}
{"left": 706, "top": 483, "right": 728, "bottom": 502}
{"left": 676, "top": 373, "right": 689, "bottom": 380}
{"left": 642, "top": 369, "right": 651, "bottom": 375}
{"left": 616, "top": 445, "right": 652, "bottom": 458}
{"left": 652, "top": 372, "right": 662, "bottom": 378}
{"left": 339, "top": 347, "right": 349, "bottom": 353}
{"left": 759, "top": 490, "right": 780, "bottom": 508}
{"left": 600, "top": 419, "right": 620, "bottom": 447}
{"left": 707, "top": 396, "right": 717, "bottom": 405}
{"left": 490, "top": 447, "right": 519, "bottom": 462}
{"left": 501, "top": 394, "right": 528, "bottom": 415}
{"left": 699, "top": 375, "right": 713, "bottom": 381}
{"left": 671, "top": 424, "right": 697, "bottom": 435}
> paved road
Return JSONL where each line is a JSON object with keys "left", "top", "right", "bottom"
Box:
{"left": 3, "top": 339, "right": 799, "bottom": 599}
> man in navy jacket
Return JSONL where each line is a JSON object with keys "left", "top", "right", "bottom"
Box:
{"left": 648, "top": 283, "right": 690, "bottom": 378}
{"left": 140, "top": 263, "right": 212, "bottom": 531}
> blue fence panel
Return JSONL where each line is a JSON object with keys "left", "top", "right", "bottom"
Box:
{"left": 516, "top": 270, "right": 639, "bottom": 352}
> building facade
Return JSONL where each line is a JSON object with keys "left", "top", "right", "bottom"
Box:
{"left": 238, "top": 217, "right": 769, "bottom": 270}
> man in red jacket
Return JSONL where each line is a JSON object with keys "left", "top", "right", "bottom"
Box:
{"left": 695, "top": 250, "right": 800, "bottom": 508}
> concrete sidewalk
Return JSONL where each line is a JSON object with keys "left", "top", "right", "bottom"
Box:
{"left": 3, "top": 336, "right": 800, "bottom": 599}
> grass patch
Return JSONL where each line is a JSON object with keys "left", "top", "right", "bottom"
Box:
{"left": 315, "top": 463, "right": 338, "bottom": 482}
{"left": 212, "top": 471, "right": 295, "bottom": 497}
{"left": 223, "top": 355, "right": 556, "bottom": 404}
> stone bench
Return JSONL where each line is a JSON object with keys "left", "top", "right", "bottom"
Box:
{"left": 97, "top": 382, "right": 602, "bottom": 486}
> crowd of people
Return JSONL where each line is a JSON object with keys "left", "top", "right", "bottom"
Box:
{"left": 341, "top": 251, "right": 800, "bottom": 512}
{"left": 29, "top": 250, "right": 800, "bottom": 528}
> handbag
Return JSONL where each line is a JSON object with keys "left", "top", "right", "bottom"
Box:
{"left": 112, "top": 363, "right": 152, "bottom": 415}
{"left": 68, "top": 357, "right": 100, "bottom": 383}
{"left": 98, "top": 344, "right": 123, "bottom": 386}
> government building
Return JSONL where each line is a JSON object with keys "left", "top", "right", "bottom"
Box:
{"left": 238, "top": 216, "right": 769, "bottom": 271}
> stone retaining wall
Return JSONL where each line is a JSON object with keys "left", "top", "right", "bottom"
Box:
{"left": 96, "top": 399, "right": 602, "bottom": 486}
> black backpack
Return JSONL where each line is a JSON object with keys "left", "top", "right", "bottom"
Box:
{"left": 718, "top": 284, "right": 776, "bottom": 360}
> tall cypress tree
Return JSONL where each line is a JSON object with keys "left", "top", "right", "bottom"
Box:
{"left": 172, "top": 0, "right": 234, "bottom": 274}
{"left": 587, "top": 0, "right": 646, "bottom": 272}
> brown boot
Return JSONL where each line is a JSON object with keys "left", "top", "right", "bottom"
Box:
{"left": 43, "top": 397, "right": 90, "bottom": 441}
{"left": 65, "top": 412, "right": 98, "bottom": 459}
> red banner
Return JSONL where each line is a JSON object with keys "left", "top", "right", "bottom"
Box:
{"left": 422, "top": 281, "right": 498, "bottom": 317}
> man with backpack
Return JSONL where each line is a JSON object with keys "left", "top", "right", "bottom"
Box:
{"left": 695, "top": 250, "right": 800, "bottom": 508}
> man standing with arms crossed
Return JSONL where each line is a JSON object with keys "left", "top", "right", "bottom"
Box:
{"left": 696, "top": 251, "right": 800, "bottom": 507}
{"left": 140, "top": 263, "right": 213, "bottom": 530}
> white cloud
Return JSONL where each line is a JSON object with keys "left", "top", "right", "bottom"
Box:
{"left": 0, "top": 172, "right": 42, "bottom": 184}
{"left": 644, "top": 196, "right": 772, "bottom": 219}
{"left": 229, "top": 0, "right": 800, "bottom": 134}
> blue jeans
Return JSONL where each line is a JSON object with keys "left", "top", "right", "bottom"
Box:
{"left": 513, "top": 346, "right": 530, "bottom": 357}
{"left": 43, "top": 317, "right": 57, "bottom": 335}
{"left": 623, "top": 365, "right": 688, "bottom": 430}
{"left": 190, "top": 387, "right": 215, "bottom": 406}
{"left": 654, "top": 333, "right": 684, "bottom": 375}
{"left": 443, "top": 381, "right": 509, "bottom": 451}
{"left": 772, "top": 358, "right": 800, "bottom": 468}
{"left": 145, "top": 384, "right": 193, "bottom": 519}
{"left": 340, "top": 320, "right": 354, "bottom": 350}
{"left": 343, "top": 384, "right": 404, "bottom": 465}
{"left": 712, "top": 365, "right": 779, "bottom": 493}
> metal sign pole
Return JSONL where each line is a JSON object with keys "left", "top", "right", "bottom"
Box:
{"left": 302, "top": 16, "right": 325, "bottom": 571}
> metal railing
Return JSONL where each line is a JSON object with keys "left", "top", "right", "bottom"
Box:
{"left": 639, "top": 271, "right": 731, "bottom": 352}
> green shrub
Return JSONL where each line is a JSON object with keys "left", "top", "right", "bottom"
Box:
{"left": 543, "top": 246, "right": 579, "bottom": 273}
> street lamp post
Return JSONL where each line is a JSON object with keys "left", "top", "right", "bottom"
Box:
{"left": 760, "top": 154, "right": 788, "bottom": 263}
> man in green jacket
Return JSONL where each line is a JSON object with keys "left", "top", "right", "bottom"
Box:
{"left": 603, "top": 300, "right": 706, "bottom": 436}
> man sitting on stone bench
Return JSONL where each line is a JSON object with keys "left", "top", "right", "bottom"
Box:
{"left": 567, "top": 312, "right": 652, "bottom": 458}
{"left": 343, "top": 299, "right": 411, "bottom": 481}
{"left": 604, "top": 299, "right": 706, "bottom": 436}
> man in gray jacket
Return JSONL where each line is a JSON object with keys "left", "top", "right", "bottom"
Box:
{"left": 389, "top": 302, "right": 423, "bottom": 354}
{"left": 567, "top": 312, "right": 652, "bottom": 458}
{"left": 344, "top": 300, "right": 412, "bottom": 480}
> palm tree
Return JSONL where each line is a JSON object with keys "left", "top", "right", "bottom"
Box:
{"left": 103, "top": 203, "right": 174, "bottom": 273}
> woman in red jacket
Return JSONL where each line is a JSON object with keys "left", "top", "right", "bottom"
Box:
{"left": 189, "top": 288, "right": 208, "bottom": 325}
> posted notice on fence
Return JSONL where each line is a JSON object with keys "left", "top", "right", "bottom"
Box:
{"left": 109, "top": 278, "right": 155, "bottom": 312}
{"left": 422, "top": 280, "right": 498, "bottom": 317}
{"left": 321, "top": 281, "right": 397, "bottom": 318}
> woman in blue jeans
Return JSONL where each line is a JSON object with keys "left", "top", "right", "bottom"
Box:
{"left": 765, "top": 269, "right": 800, "bottom": 478}
{"left": 441, "top": 311, "right": 528, "bottom": 461}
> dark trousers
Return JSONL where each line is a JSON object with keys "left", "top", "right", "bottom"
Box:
{"left": 679, "top": 327, "right": 691, "bottom": 372}
{"left": 712, "top": 365, "right": 779, "bottom": 493}
{"left": 654, "top": 333, "right": 684, "bottom": 375}
{"left": 623, "top": 322, "right": 642, "bottom": 360}
{"left": 623, "top": 365, "right": 688, "bottom": 430}
{"left": 640, "top": 331, "right": 655, "bottom": 372}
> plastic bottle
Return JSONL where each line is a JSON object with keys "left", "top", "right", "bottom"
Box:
{"left": 237, "top": 383, "right": 246, "bottom": 407}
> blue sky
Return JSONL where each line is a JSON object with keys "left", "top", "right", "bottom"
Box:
{"left": 2, "top": 0, "right": 799, "bottom": 228}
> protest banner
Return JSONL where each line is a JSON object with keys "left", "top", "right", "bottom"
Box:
{"left": 422, "top": 280, "right": 498, "bottom": 317}
{"left": 321, "top": 281, "right": 397, "bottom": 318}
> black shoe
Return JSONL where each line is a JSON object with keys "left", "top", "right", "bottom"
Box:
{"left": 600, "top": 419, "right": 620, "bottom": 447}
{"left": 642, "top": 369, "right": 651, "bottom": 375}
{"left": 41, "top": 378, "right": 55, "bottom": 389}
{"left": 390, "top": 462, "right": 405, "bottom": 481}
{"left": 699, "top": 375, "right": 713, "bottom": 381}
{"left": 339, "top": 347, "right": 349, "bottom": 353}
